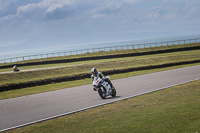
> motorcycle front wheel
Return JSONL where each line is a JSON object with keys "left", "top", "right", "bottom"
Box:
{"left": 98, "top": 86, "right": 107, "bottom": 99}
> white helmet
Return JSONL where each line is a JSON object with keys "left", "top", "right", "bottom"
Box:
{"left": 91, "top": 68, "right": 98, "bottom": 75}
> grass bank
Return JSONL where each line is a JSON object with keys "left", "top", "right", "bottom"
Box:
{"left": 1, "top": 50, "right": 200, "bottom": 87}
{"left": 1, "top": 47, "right": 200, "bottom": 73}
{"left": 6, "top": 79, "right": 200, "bottom": 133}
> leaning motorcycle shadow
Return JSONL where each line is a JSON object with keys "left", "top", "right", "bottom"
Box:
{"left": 103, "top": 95, "right": 121, "bottom": 100}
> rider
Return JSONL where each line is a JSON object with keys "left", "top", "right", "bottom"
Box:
{"left": 13, "top": 65, "right": 19, "bottom": 72}
{"left": 91, "top": 68, "right": 113, "bottom": 91}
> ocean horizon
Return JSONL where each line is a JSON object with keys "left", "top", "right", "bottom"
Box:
{"left": 0, "top": 34, "right": 200, "bottom": 62}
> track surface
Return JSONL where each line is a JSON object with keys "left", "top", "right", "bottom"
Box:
{"left": 0, "top": 65, "right": 200, "bottom": 131}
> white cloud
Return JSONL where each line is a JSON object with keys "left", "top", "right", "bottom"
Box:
{"left": 16, "top": 3, "right": 41, "bottom": 17}
{"left": 1, "top": 0, "right": 77, "bottom": 21}
{"left": 1, "top": 0, "right": 200, "bottom": 22}
{"left": 44, "top": 0, "right": 74, "bottom": 13}
{"left": 0, "top": 0, "right": 200, "bottom": 52}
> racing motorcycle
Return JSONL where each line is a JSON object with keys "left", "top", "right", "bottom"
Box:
{"left": 13, "top": 65, "right": 20, "bottom": 72}
{"left": 93, "top": 76, "right": 117, "bottom": 99}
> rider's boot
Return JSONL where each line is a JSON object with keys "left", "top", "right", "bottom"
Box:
{"left": 108, "top": 80, "right": 114, "bottom": 89}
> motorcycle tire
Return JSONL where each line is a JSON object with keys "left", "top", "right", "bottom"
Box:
{"left": 98, "top": 86, "right": 107, "bottom": 99}
{"left": 111, "top": 87, "right": 117, "bottom": 97}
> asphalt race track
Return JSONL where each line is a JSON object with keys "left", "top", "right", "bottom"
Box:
{"left": 0, "top": 65, "right": 200, "bottom": 132}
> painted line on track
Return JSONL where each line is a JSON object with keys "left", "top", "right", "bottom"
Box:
{"left": 1, "top": 78, "right": 200, "bottom": 132}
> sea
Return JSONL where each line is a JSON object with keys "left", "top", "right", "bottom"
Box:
{"left": 0, "top": 34, "right": 200, "bottom": 63}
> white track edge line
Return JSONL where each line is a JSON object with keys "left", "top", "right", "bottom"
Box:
{"left": 1, "top": 78, "right": 200, "bottom": 132}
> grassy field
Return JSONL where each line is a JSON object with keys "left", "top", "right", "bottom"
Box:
{"left": 5, "top": 79, "right": 200, "bottom": 133}
{"left": 0, "top": 48, "right": 200, "bottom": 73}
{"left": 1, "top": 49, "right": 200, "bottom": 86}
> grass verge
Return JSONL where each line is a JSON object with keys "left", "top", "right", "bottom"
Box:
{"left": 1, "top": 48, "right": 199, "bottom": 73}
{"left": 1, "top": 50, "right": 200, "bottom": 86}
{"left": 5, "top": 78, "right": 200, "bottom": 133}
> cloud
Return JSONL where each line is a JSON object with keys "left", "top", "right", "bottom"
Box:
{"left": 1, "top": 0, "right": 200, "bottom": 23}
{"left": 0, "top": 0, "right": 200, "bottom": 51}
{"left": 44, "top": 0, "right": 74, "bottom": 13}
{"left": 0, "top": 0, "right": 77, "bottom": 22}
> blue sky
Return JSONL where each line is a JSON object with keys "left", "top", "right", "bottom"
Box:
{"left": 0, "top": 0, "right": 200, "bottom": 53}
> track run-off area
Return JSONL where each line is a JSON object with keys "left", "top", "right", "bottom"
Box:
{"left": 0, "top": 65, "right": 200, "bottom": 132}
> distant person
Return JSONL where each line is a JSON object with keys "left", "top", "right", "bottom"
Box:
{"left": 13, "top": 65, "right": 20, "bottom": 72}
{"left": 91, "top": 68, "right": 113, "bottom": 91}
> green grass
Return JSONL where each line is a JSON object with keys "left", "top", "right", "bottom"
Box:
{"left": 1, "top": 48, "right": 200, "bottom": 72}
{"left": 6, "top": 78, "right": 200, "bottom": 133}
{"left": 1, "top": 50, "right": 200, "bottom": 86}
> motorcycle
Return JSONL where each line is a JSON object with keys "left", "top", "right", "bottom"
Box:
{"left": 93, "top": 76, "right": 117, "bottom": 99}
{"left": 13, "top": 65, "right": 20, "bottom": 72}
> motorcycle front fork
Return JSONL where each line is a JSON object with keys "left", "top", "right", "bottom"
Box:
{"left": 106, "top": 87, "right": 112, "bottom": 96}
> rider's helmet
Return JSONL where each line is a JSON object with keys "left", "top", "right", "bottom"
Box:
{"left": 13, "top": 65, "right": 16, "bottom": 69}
{"left": 91, "top": 68, "right": 98, "bottom": 76}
